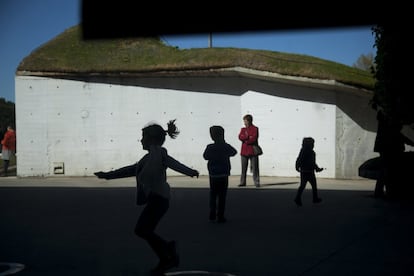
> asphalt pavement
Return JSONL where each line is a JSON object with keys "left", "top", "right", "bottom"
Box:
{"left": 1, "top": 175, "right": 414, "bottom": 276}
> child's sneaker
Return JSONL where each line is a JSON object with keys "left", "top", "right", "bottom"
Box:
{"left": 294, "top": 198, "right": 302, "bottom": 206}
{"left": 151, "top": 242, "right": 179, "bottom": 275}
{"left": 209, "top": 211, "right": 216, "bottom": 221}
{"left": 313, "top": 198, "right": 322, "bottom": 204}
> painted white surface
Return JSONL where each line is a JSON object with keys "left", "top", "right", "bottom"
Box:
{"left": 241, "top": 91, "right": 335, "bottom": 177}
{"left": 15, "top": 76, "right": 377, "bottom": 178}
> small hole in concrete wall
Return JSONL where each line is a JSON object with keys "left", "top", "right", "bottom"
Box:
{"left": 54, "top": 162, "right": 64, "bottom": 174}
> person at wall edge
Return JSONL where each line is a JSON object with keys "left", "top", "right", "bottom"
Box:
{"left": 373, "top": 110, "right": 414, "bottom": 198}
{"left": 1, "top": 126, "right": 16, "bottom": 177}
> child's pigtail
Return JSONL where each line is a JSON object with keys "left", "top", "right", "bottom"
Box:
{"left": 166, "top": 119, "right": 180, "bottom": 139}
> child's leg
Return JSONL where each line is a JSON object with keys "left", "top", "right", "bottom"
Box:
{"left": 216, "top": 177, "right": 229, "bottom": 221}
{"left": 135, "top": 194, "right": 170, "bottom": 262}
{"left": 309, "top": 174, "right": 322, "bottom": 203}
{"left": 209, "top": 177, "right": 218, "bottom": 220}
{"left": 295, "top": 172, "right": 314, "bottom": 206}
{"left": 295, "top": 174, "right": 307, "bottom": 200}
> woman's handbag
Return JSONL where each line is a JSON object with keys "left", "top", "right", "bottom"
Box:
{"left": 253, "top": 144, "right": 263, "bottom": 156}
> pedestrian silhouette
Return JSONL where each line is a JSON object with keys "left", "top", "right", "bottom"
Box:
{"left": 203, "top": 125, "right": 237, "bottom": 223}
{"left": 94, "top": 119, "right": 199, "bottom": 275}
{"left": 1, "top": 126, "right": 16, "bottom": 177}
{"left": 373, "top": 110, "right": 414, "bottom": 198}
{"left": 294, "top": 137, "right": 323, "bottom": 206}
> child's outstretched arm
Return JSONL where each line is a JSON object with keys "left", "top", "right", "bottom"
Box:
{"left": 166, "top": 155, "right": 199, "bottom": 178}
{"left": 94, "top": 164, "right": 137, "bottom": 179}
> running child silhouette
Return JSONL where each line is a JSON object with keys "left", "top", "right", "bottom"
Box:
{"left": 94, "top": 119, "right": 199, "bottom": 275}
{"left": 294, "top": 137, "right": 324, "bottom": 207}
{"left": 203, "top": 125, "right": 237, "bottom": 223}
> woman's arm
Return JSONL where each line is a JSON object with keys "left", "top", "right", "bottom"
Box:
{"left": 238, "top": 128, "right": 248, "bottom": 141}
{"left": 244, "top": 126, "right": 259, "bottom": 145}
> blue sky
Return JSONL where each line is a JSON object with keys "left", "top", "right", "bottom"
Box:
{"left": 0, "top": 0, "right": 376, "bottom": 103}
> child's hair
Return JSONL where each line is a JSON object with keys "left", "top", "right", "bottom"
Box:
{"left": 302, "top": 137, "right": 315, "bottom": 149}
{"left": 142, "top": 119, "right": 180, "bottom": 145}
{"left": 209, "top": 125, "right": 224, "bottom": 142}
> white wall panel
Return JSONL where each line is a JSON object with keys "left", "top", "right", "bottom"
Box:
{"left": 15, "top": 76, "right": 375, "bottom": 179}
{"left": 16, "top": 76, "right": 242, "bottom": 176}
{"left": 241, "top": 91, "right": 335, "bottom": 178}
{"left": 15, "top": 77, "right": 49, "bottom": 176}
{"left": 336, "top": 107, "right": 378, "bottom": 178}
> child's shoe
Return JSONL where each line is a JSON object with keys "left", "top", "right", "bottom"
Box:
{"left": 294, "top": 198, "right": 302, "bottom": 206}
{"left": 313, "top": 198, "right": 322, "bottom": 204}
{"left": 150, "top": 244, "right": 179, "bottom": 275}
{"left": 209, "top": 211, "right": 216, "bottom": 221}
{"left": 167, "top": 240, "right": 178, "bottom": 258}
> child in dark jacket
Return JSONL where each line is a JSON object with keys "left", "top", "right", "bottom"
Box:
{"left": 294, "top": 137, "right": 324, "bottom": 206}
{"left": 203, "top": 125, "right": 237, "bottom": 222}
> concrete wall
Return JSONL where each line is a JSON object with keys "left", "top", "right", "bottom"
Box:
{"left": 15, "top": 75, "right": 378, "bottom": 178}
{"left": 334, "top": 89, "right": 379, "bottom": 178}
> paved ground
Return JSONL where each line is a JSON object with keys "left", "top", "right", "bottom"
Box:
{"left": 1, "top": 175, "right": 414, "bottom": 276}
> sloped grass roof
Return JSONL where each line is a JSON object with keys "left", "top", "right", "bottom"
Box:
{"left": 17, "top": 25, "right": 374, "bottom": 90}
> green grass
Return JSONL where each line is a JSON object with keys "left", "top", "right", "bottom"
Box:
{"left": 17, "top": 25, "right": 375, "bottom": 91}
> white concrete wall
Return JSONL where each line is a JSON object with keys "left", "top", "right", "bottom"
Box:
{"left": 241, "top": 91, "right": 335, "bottom": 178}
{"left": 338, "top": 108, "right": 378, "bottom": 178}
{"left": 16, "top": 76, "right": 241, "bottom": 177}
{"left": 15, "top": 76, "right": 376, "bottom": 178}
{"left": 335, "top": 92, "right": 379, "bottom": 178}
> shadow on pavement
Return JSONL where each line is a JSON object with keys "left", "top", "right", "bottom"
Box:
{"left": 1, "top": 186, "right": 414, "bottom": 276}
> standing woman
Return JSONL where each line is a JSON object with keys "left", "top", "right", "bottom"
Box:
{"left": 1, "top": 125, "right": 16, "bottom": 177}
{"left": 238, "top": 114, "right": 260, "bottom": 187}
